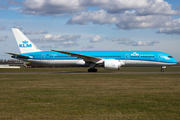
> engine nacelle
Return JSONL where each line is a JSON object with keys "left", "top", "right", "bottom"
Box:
{"left": 104, "top": 60, "right": 122, "bottom": 70}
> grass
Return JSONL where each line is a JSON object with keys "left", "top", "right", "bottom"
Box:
{"left": 0, "top": 68, "right": 180, "bottom": 119}
{"left": 0, "top": 66, "right": 180, "bottom": 73}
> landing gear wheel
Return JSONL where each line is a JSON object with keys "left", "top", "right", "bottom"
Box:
{"left": 161, "top": 69, "right": 164, "bottom": 72}
{"left": 88, "top": 69, "right": 91, "bottom": 72}
{"left": 88, "top": 68, "right": 97, "bottom": 72}
{"left": 94, "top": 69, "right": 97, "bottom": 72}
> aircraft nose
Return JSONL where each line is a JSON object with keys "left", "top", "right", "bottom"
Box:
{"left": 174, "top": 59, "right": 178, "bottom": 64}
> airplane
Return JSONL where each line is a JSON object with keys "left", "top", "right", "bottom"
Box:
{"left": 6, "top": 28, "right": 177, "bottom": 72}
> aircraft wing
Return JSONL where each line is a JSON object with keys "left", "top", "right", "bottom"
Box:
{"left": 51, "top": 49, "right": 103, "bottom": 63}
{"left": 6, "top": 53, "right": 30, "bottom": 59}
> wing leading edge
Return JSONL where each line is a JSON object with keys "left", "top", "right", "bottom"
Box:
{"left": 51, "top": 49, "right": 103, "bottom": 64}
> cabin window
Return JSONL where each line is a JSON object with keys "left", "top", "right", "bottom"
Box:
{"left": 141, "top": 56, "right": 154, "bottom": 58}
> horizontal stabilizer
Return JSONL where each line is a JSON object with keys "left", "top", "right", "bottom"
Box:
{"left": 6, "top": 53, "right": 30, "bottom": 58}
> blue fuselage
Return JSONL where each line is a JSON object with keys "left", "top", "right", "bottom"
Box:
{"left": 16, "top": 50, "right": 177, "bottom": 67}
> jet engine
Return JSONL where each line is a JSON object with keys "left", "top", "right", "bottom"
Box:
{"left": 104, "top": 60, "right": 124, "bottom": 70}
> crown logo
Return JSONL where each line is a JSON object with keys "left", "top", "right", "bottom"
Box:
{"left": 22, "top": 40, "right": 28, "bottom": 44}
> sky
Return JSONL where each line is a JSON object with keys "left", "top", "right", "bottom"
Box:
{"left": 0, "top": 0, "right": 180, "bottom": 61}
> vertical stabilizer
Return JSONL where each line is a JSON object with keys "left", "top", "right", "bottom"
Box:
{"left": 12, "top": 28, "right": 41, "bottom": 54}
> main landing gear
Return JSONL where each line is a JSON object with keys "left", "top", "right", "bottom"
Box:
{"left": 88, "top": 68, "right": 97, "bottom": 72}
{"left": 88, "top": 63, "right": 97, "bottom": 72}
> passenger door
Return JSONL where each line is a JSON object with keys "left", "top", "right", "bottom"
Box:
{"left": 125, "top": 54, "right": 130, "bottom": 60}
{"left": 41, "top": 54, "right": 45, "bottom": 59}
{"left": 158, "top": 54, "right": 163, "bottom": 62}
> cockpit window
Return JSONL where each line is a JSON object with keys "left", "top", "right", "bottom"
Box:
{"left": 168, "top": 56, "right": 173, "bottom": 58}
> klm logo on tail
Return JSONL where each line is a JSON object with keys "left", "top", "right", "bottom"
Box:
{"left": 19, "top": 40, "right": 32, "bottom": 48}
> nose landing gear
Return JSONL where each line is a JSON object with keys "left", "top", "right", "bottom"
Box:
{"left": 161, "top": 66, "right": 166, "bottom": 72}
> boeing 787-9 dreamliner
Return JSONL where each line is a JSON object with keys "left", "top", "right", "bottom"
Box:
{"left": 7, "top": 28, "right": 177, "bottom": 72}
